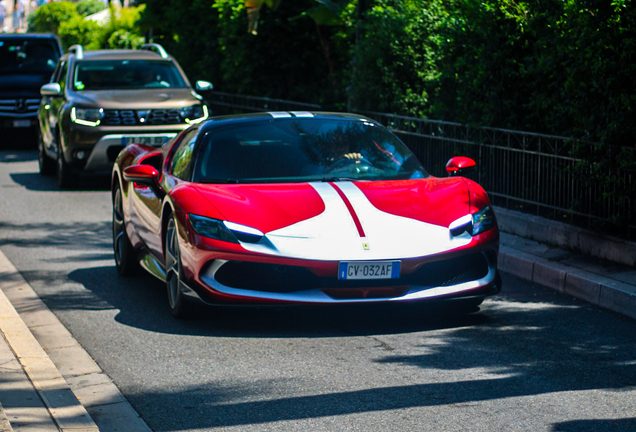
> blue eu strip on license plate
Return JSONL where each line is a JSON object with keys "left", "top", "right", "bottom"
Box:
{"left": 338, "top": 261, "right": 401, "bottom": 280}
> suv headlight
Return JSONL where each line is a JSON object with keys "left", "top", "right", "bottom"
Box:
{"left": 181, "top": 105, "right": 208, "bottom": 125}
{"left": 71, "top": 107, "right": 104, "bottom": 127}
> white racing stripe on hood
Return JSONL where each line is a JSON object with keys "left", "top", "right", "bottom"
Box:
{"left": 238, "top": 182, "right": 472, "bottom": 260}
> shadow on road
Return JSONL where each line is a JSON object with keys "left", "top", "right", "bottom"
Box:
{"left": 63, "top": 265, "right": 488, "bottom": 338}
{"left": 10, "top": 172, "right": 111, "bottom": 192}
{"left": 0, "top": 221, "right": 111, "bottom": 251}
{"left": 0, "top": 150, "right": 37, "bottom": 163}
{"left": 552, "top": 418, "right": 636, "bottom": 432}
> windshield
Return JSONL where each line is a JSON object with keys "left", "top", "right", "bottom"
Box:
{"left": 192, "top": 118, "right": 429, "bottom": 183}
{"left": 0, "top": 39, "right": 59, "bottom": 75}
{"left": 73, "top": 59, "right": 188, "bottom": 90}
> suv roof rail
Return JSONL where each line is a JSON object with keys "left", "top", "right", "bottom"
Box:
{"left": 68, "top": 44, "right": 84, "bottom": 60}
{"left": 141, "top": 43, "right": 169, "bottom": 59}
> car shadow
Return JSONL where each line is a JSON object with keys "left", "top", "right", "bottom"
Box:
{"left": 0, "top": 132, "right": 38, "bottom": 150}
{"left": 62, "top": 265, "right": 487, "bottom": 338}
{"left": 10, "top": 172, "right": 111, "bottom": 192}
{"left": 552, "top": 418, "right": 636, "bottom": 432}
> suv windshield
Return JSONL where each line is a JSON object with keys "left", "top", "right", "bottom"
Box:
{"left": 193, "top": 119, "right": 429, "bottom": 183}
{"left": 73, "top": 60, "right": 188, "bottom": 91}
{"left": 0, "top": 39, "right": 59, "bottom": 75}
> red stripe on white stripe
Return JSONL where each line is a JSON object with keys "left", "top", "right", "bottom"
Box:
{"left": 330, "top": 182, "right": 366, "bottom": 238}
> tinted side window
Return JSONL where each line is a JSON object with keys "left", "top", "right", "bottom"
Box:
{"left": 51, "top": 60, "right": 64, "bottom": 83}
{"left": 171, "top": 130, "right": 198, "bottom": 180}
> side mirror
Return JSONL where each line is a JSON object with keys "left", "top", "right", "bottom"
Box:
{"left": 123, "top": 165, "right": 160, "bottom": 185}
{"left": 40, "top": 83, "right": 62, "bottom": 97}
{"left": 195, "top": 80, "right": 213, "bottom": 92}
{"left": 446, "top": 156, "right": 476, "bottom": 177}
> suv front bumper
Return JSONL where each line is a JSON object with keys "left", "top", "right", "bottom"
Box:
{"left": 61, "top": 122, "right": 190, "bottom": 172}
{"left": 84, "top": 132, "right": 178, "bottom": 171}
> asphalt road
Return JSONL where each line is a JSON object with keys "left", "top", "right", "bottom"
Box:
{"left": 1, "top": 146, "right": 635, "bottom": 432}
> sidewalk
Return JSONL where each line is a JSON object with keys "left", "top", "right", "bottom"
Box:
{"left": 0, "top": 251, "right": 150, "bottom": 432}
{"left": 0, "top": 210, "right": 634, "bottom": 431}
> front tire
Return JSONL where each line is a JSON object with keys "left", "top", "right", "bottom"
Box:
{"left": 38, "top": 130, "right": 55, "bottom": 176}
{"left": 56, "top": 136, "right": 77, "bottom": 189}
{"left": 113, "top": 184, "right": 139, "bottom": 276}
{"left": 165, "top": 217, "right": 192, "bottom": 319}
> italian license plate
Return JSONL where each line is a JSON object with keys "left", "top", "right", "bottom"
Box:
{"left": 122, "top": 136, "right": 170, "bottom": 146}
{"left": 13, "top": 119, "right": 31, "bottom": 128}
{"left": 338, "top": 261, "right": 401, "bottom": 280}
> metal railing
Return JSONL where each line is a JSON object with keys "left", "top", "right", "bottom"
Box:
{"left": 205, "top": 91, "right": 636, "bottom": 239}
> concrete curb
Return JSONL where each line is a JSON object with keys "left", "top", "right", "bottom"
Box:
{"left": 0, "top": 404, "right": 12, "bottom": 432}
{"left": 0, "top": 250, "right": 152, "bottom": 432}
{"left": 495, "top": 206, "right": 636, "bottom": 267}
{"left": 498, "top": 248, "right": 636, "bottom": 320}
{"left": 0, "top": 269, "right": 98, "bottom": 431}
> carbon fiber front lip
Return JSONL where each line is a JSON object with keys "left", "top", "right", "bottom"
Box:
{"left": 199, "top": 259, "right": 498, "bottom": 304}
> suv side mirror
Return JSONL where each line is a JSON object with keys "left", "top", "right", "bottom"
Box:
{"left": 195, "top": 80, "right": 213, "bottom": 92}
{"left": 446, "top": 156, "right": 476, "bottom": 177}
{"left": 40, "top": 83, "right": 62, "bottom": 97}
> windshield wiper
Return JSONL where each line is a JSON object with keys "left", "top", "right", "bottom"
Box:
{"left": 321, "top": 176, "right": 357, "bottom": 182}
{"left": 198, "top": 178, "right": 240, "bottom": 184}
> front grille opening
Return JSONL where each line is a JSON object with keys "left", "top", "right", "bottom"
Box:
{"left": 102, "top": 108, "right": 186, "bottom": 126}
{"left": 215, "top": 262, "right": 317, "bottom": 293}
{"left": 213, "top": 252, "right": 490, "bottom": 299}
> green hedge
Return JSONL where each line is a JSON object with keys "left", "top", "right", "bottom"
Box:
{"left": 29, "top": 0, "right": 145, "bottom": 51}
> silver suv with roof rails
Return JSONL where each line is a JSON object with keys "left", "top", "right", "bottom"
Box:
{"left": 38, "top": 43, "right": 213, "bottom": 188}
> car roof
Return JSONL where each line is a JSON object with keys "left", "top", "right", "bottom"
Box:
{"left": 0, "top": 33, "right": 60, "bottom": 40}
{"left": 198, "top": 112, "right": 375, "bottom": 134}
{"left": 66, "top": 49, "right": 171, "bottom": 61}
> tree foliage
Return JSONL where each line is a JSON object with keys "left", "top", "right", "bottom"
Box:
{"left": 28, "top": 1, "right": 78, "bottom": 34}
{"left": 137, "top": 0, "right": 223, "bottom": 86}
{"left": 350, "top": 0, "right": 444, "bottom": 117}
{"left": 29, "top": 1, "right": 145, "bottom": 51}
{"left": 76, "top": 0, "right": 108, "bottom": 17}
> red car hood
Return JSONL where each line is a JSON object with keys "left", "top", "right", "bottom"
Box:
{"left": 192, "top": 177, "right": 470, "bottom": 234}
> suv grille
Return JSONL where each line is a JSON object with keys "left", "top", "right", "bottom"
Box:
{"left": 102, "top": 109, "right": 185, "bottom": 126}
{"left": 0, "top": 99, "right": 40, "bottom": 118}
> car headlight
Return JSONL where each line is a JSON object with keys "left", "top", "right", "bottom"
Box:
{"left": 472, "top": 206, "right": 496, "bottom": 236}
{"left": 181, "top": 105, "right": 208, "bottom": 125}
{"left": 449, "top": 206, "right": 496, "bottom": 237}
{"left": 71, "top": 107, "right": 104, "bottom": 127}
{"left": 188, "top": 214, "right": 263, "bottom": 243}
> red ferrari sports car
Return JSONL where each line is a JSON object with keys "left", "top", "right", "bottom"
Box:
{"left": 112, "top": 112, "right": 500, "bottom": 318}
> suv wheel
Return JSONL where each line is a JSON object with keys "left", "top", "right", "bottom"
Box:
{"left": 38, "top": 130, "right": 55, "bottom": 176}
{"left": 56, "top": 136, "right": 77, "bottom": 189}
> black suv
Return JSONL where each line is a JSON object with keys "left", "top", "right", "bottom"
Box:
{"left": 0, "top": 34, "right": 63, "bottom": 143}
{"left": 38, "top": 43, "right": 212, "bottom": 188}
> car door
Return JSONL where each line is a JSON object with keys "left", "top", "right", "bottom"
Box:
{"left": 131, "top": 128, "right": 199, "bottom": 263}
{"left": 40, "top": 59, "right": 68, "bottom": 156}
